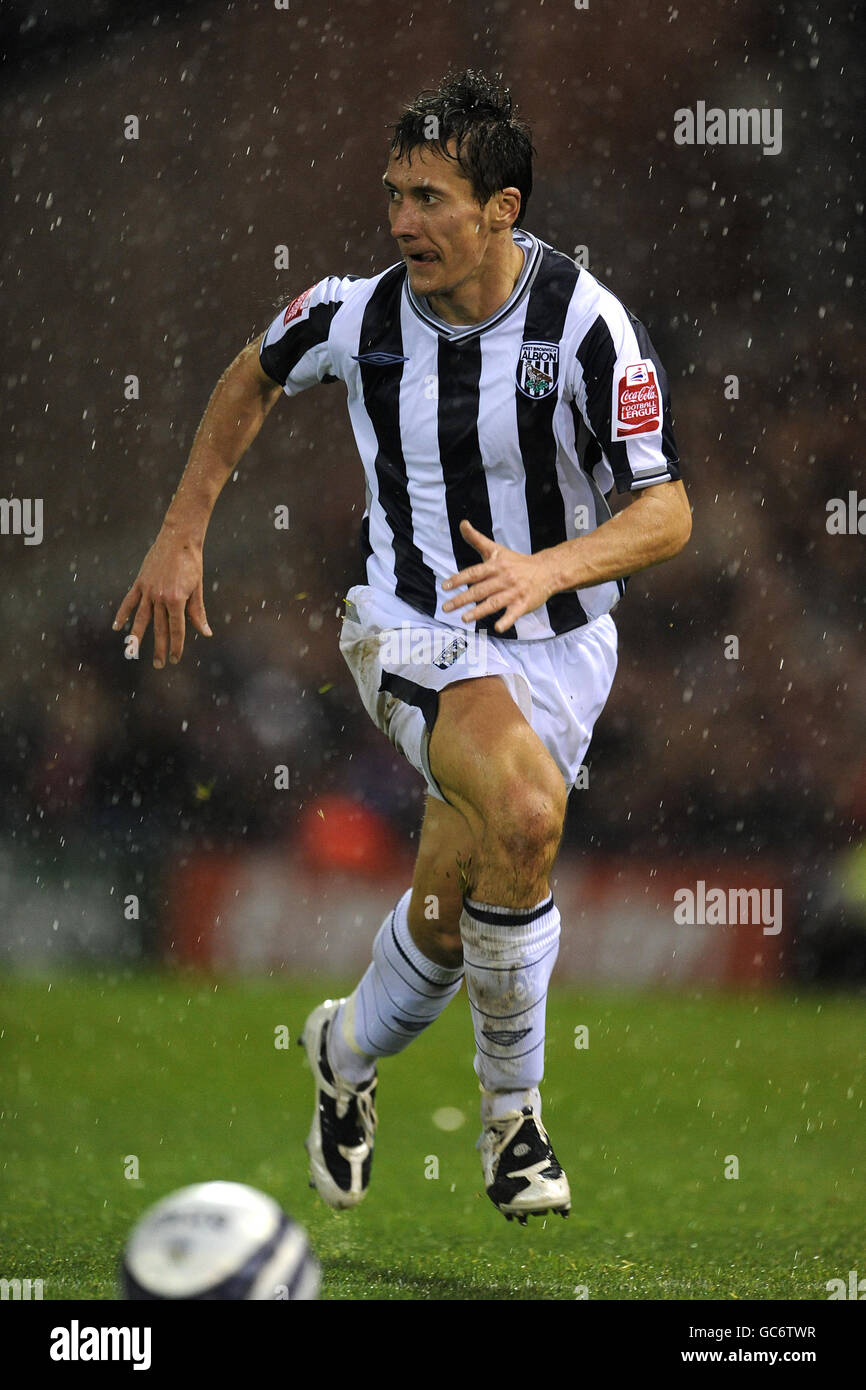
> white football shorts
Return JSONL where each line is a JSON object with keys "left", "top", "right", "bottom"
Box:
{"left": 339, "top": 583, "right": 618, "bottom": 802}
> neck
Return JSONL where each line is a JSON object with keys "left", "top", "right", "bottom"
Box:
{"left": 426, "top": 233, "right": 525, "bottom": 326}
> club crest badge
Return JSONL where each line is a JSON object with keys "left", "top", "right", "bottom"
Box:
{"left": 517, "top": 341, "right": 559, "bottom": 399}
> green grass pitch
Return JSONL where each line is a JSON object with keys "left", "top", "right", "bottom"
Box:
{"left": 0, "top": 973, "right": 862, "bottom": 1300}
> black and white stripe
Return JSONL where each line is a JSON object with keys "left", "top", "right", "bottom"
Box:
{"left": 259, "top": 233, "right": 682, "bottom": 640}
{"left": 358, "top": 268, "right": 439, "bottom": 617}
{"left": 346, "top": 891, "right": 464, "bottom": 1060}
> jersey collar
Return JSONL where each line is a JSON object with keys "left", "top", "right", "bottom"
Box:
{"left": 404, "top": 229, "right": 543, "bottom": 343}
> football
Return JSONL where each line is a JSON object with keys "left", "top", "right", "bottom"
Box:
{"left": 120, "top": 1181, "right": 320, "bottom": 1300}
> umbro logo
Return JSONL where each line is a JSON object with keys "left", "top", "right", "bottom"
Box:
{"left": 481, "top": 1027, "right": 532, "bottom": 1047}
{"left": 351, "top": 352, "right": 411, "bottom": 366}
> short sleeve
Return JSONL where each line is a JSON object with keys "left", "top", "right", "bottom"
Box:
{"left": 568, "top": 287, "right": 681, "bottom": 494}
{"left": 258, "top": 275, "right": 359, "bottom": 396}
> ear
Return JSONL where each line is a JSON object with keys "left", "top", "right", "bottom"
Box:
{"left": 492, "top": 186, "right": 521, "bottom": 231}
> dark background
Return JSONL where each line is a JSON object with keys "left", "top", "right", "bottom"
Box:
{"left": 1, "top": 0, "right": 863, "bottom": 974}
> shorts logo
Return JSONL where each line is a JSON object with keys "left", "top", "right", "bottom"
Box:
{"left": 517, "top": 341, "right": 559, "bottom": 399}
{"left": 615, "top": 361, "right": 661, "bottom": 436}
{"left": 283, "top": 286, "right": 314, "bottom": 326}
{"left": 432, "top": 634, "right": 468, "bottom": 669}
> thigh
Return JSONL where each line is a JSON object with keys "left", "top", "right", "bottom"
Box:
{"left": 428, "top": 675, "right": 567, "bottom": 832}
{"left": 340, "top": 584, "right": 535, "bottom": 806}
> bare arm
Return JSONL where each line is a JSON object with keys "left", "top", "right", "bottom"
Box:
{"left": 442, "top": 479, "right": 692, "bottom": 633}
{"left": 113, "top": 339, "right": 283, "bottom": 667}
{"left": 546, "top": 478, "right": 692, "bottom": 591}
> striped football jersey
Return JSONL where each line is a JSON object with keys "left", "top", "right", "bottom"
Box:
{"left": 259, "top": 229, "right": 681, "bottom": 641}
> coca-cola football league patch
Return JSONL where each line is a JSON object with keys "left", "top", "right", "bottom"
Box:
{"left": 614, "top": 361, "right": 661, "bottom": 437}
{"left": 282, "top": 286, "right": 314, "bottom": 327}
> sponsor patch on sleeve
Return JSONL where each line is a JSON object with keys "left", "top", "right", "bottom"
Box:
{"left": 283, "top": 286, "right": 314, "bottom": 326}
{"left": 614, "top": 360, "right": 661, "bottom": 437}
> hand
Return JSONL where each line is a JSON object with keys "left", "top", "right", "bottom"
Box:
{"left": 441, "top": 520, "right": 559, "bottom": 633}
{"left": 113, "top": 527, "right": 212, "bottom": 668}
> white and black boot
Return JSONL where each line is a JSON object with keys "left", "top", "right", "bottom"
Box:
{"left": 480, "top": 1106, "right": 571, "bottom": 1224}
{"left": 300, "top": 999, "right": 377, "bottom": 1210}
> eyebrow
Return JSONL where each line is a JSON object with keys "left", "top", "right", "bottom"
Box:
{"left": 382, "top": 175, "right": 447, "bottom": 197}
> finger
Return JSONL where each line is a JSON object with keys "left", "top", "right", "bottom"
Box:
{"left": 443, "top": 578, "right": 502, "bottom": 614}
{"left": 442, "top": 587, "right": 480, "bottom": 613}
{"left": 442, "top": 561, "right": 493, "bottom": 597}
{"left": 458, "top": 519, "right": 496, "bottom": 557}
{"left": 152, "top": 602, "right": 169, "bottom": 670}
{"left": 494, "top": 601, "right": 528, "bottom": 633}
{"left": 128, "top": 594, "right": 154, "bottom": 648}
{"left": 167, "top": 600, "right": 186, "bottom": 665}
{"left": 442, "top": 568, "right": 478, "bottom": 593}
{"left": 113, "top": 586, "right": 141, "bottom": 630}
{"left": 461, "top": 591, "right": 512, "bottom": 624}
{"left": 187, "top": 586, "right": 213, "bottom": 638}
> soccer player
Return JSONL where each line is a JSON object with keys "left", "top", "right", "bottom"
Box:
{"left": 114, "top": 71, "right": 691, "bottom": 1224}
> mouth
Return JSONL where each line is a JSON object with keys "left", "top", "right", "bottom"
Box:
{"left": 406, "top": 251, "right": 438, "bottom": 266}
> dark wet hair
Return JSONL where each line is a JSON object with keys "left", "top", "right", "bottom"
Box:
{"left": 389, "top": 69, "right": 534, "bottom": 226}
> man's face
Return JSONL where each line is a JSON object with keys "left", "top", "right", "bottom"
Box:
{"left": 383, "top": 141, "right": 504, "bottom": 298}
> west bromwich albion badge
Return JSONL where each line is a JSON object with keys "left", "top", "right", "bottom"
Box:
{"left": 516, "top": 341, "right": 559, "bottom": 399}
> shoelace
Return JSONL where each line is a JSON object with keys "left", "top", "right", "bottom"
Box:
{"left": 335, "top": 1076, "right": 377, "bottom": 1139}
{"left": 476, "top": 1109, "right": 531, "bottom": 1153}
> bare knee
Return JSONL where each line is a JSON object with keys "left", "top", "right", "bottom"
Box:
{"left": 494, "top": 778, "right": 565, "bottom": 863}
{"left": 465, "top": 762, "right": 566, "bottom": 904}
{"left": 466, "top": 751, "right": 566, "bottom": 874}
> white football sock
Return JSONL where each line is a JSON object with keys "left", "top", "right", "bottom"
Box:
{"left": 459, "top": 894, "right": 560, "bottom": 1122}
{"left": 329, "top": 889, "right": 464, "bottom": 1084}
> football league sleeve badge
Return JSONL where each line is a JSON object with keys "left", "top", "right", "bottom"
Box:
{"left": 614, "top": 360, "right": 662, "bottom": 437}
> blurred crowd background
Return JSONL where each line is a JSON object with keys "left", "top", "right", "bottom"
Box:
{"left": 1, "top": 0, "right": 863, "bottom": 980}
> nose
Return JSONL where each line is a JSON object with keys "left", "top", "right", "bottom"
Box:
{"left": 389, "top": 200, "right": 418, "bottom": 242}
